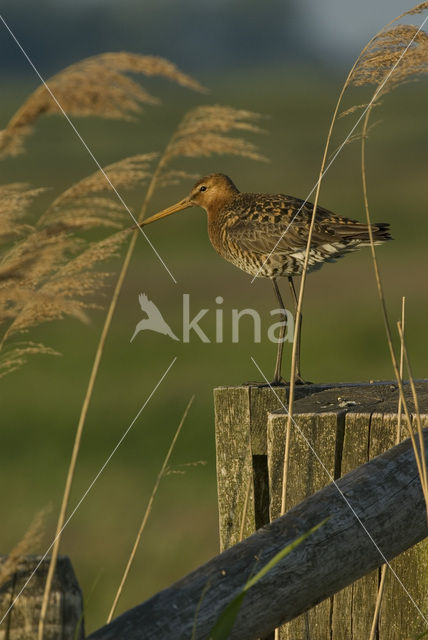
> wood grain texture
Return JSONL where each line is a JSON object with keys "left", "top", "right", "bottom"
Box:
{"left": 331, "top": 412, "right": 379, "bottom": 639}
{"left": 214, "top": 385, "right": 294, "bottom": 549}
{"left": 0, "top": 556, "right": 84, "bottom": 640}
{"left": 215, "top": 381, "right": 428, "bottom": 639}
{"left": 88, "top": 429, "right": 428, "bottom": 640}
{"left": 268, "top": 410, "right": 343, "bottom": 639}
{"left": 267, "top": 382, "right": 428, "bottom": 640}
{"left": 214, "top": 386, "right": 254, "bottom": 549}
{"left": 373, "top": 413, "right": 428, "bottom": 640}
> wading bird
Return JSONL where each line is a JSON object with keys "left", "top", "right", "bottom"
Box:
{"left": 140, "top": 173, "right": 391, "bottom": 384}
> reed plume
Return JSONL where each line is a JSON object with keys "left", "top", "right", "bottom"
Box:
{"left": 0, "top": 52, "right": 205, "bottom": 159}
{"left": 0, "top": 49, "right": 207, "bottom": 638}
{"left": 162, "top": 105, "right": 267, "bottom": 165}
{"left": 0, "top": 508, "right": 47, "bottom": 587}
{"left": 40, "top": 153, "right": 158, "bottom": 230}
{"left": 350, "top": 24, "right": 428, "bottom": 92}
{"left": 0, "top": 153, "right": 155, "bottom": 370}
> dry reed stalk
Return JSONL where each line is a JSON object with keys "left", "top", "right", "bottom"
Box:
{"left": 280, "top": 2, "right": 428, "bottom": 517}
{"left": 365, "top": 314, "right": 428, "bottom": 637}
{"left": 368, "top": 566, "right": 388, "bottom": 640}
{"left": 32, "top": 162, "right": 154, "bottom": 639}
{"left": 37, "top": 103, "right": 265, "bottom": 639}
{"left": 107, "top": 396, "right": 195, "bottom": 623}
{"left": 361, "top": 104, "right": 426, "bottom": 492}
{"left": 397, "top": 297, "right": 406, "bottom": 444}
{"left": 278, "top": 31, "right": 379, "bottom": 519}
{"left": 277, "top": 7, "right": 428, "bottom": 635}
{"left": 0, "top": 53, "right": 203, "bottom": 638}
{"left": 358, "top": 27, "right": 428, "bottom": 514}
{"left": 368, "top": 297, "right": 406, "bottom": 640}
{"left": 397, "top": 321, "right": 428, "bottom": 510}
{"left": 0, "top": 53, "right": 205, "bottom": 159}
{"left": 0, "top": 175, "right": 140, "bottom": 639}
{"left": 0, "top": 508, "right": 47, "bottom": 587}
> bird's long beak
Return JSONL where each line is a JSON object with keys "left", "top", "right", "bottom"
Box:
{"left": 139, "top": 198, "right": 193, "bottom": 227}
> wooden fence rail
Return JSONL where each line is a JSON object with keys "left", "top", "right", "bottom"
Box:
{"left": 215, "top": 380, "right": 428, "bottom": 637}
{"left": 88, "top": 427, "right": 428, "bottom": 640}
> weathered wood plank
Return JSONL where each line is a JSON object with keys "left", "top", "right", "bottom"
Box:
{"left": 331, "top": 412, "right": 379, "bottom": 639}
{"left": 373, "top": 413, "right": 428, "bottom": 640}
{"left": 268, "top": 411, "right": 343, "bottom": 640}
{"left": 88, "top": 430, "right": 428, "bottom": 640}
{"left": 0, "top": 556, "right": 84, "bottom": 640}
{"left": 214, "top": 385, "right": 295, "bottom": 549}
{"left": 214, "top": 386, "right": 255, "bottom": 549}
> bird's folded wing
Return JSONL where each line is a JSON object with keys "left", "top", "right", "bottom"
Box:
{"left": 226, "top": 197, "right": 366, "bottom": 255}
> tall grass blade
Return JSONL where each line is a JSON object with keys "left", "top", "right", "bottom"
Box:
{"left": 107, "top": 396, "right": 195, "bottom": 623}
{"left": 208, "top": 519, "right": 327, "bottom": 640}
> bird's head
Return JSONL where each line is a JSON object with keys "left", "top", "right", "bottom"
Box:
{"left": 140, "top": 173, "right": 239, "bottom": 226}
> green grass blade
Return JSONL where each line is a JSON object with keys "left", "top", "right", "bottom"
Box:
{"left": 208, "top": 518, "right": 327, "bottom": 640}
{"left": 209, "top": 592, "right": 246, "bottom": 640}
{"left": 244, "top": 518, "right": 328, "bottom": 591}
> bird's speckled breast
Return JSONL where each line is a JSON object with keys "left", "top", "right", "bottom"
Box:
{"left": 207, "top": 199, "right": 275, "bottom": 278}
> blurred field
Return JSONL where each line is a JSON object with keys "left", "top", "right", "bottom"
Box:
{"left": 1, "top": 67, "right": 428, "bottom": 633}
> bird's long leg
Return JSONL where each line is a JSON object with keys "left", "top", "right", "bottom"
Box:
{"left": 272, "top": 278, "right": 287, "bottom": 385}
{"left": 288, "top": 276, "right": 307, "bottom": 384}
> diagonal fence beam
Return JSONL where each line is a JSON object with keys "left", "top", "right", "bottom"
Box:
{"left": 88, "top": 428, "right": 428, "bottom": 640}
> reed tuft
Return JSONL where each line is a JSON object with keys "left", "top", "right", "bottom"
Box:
{"left": 0, "top": 183, "right": 43, "bottom": 241}
{"left": 40, "top": 153, "right": 157, "bottom": 230}
{"left": 0, "top": 509, "right": 47, "bottom": 586}
{"left": 1, "top": 225, "right": 130, "bottom": 344}
{"left": 0, "top": 342, "right": 60, "bottom": 379}
{"left": 0, "top": 53, "right": 206, "bottom": 159}
{"left": 351, "top": 24, "right": 428, "bottom": 93}
{"left": 164, "top": 105, "right": 268, "bottom": 165}
{"left": 403, "top": 1, "right": 428, "bottom": 16}
{"left": 0, "top": 156, "right": 140, "bottom": 371}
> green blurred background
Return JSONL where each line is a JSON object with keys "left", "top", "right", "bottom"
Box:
{"left": 1, "top": 0, "right": 427, "bottom": 633}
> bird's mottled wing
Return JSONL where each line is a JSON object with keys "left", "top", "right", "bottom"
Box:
{"left": 224, "top": 193, "right": 363, "bottom": 255}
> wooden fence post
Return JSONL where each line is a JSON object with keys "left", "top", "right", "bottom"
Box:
{"left": 0, "top": 556, "right": 84, "bottom": 640}
{"left": 214, "top": 380, "right": 428, "bottom": 640}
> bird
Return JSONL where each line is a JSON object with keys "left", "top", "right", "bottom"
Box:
{"left": 130, "top": 293, "right": 179, "bottom": 343}
{"left": 139, "top": 173, "right": 391, "bottom": 384}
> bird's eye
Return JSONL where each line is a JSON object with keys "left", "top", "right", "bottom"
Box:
{"left": 199, "top": 185, "right": 207, "bottom": 192}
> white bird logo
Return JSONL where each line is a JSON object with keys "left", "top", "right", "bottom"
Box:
{"left": 130, "top": 293, "right": 179, "bottom": 343}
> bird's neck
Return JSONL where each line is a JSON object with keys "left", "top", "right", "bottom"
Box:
{"left": 206, "top": 193, "right": 237, "bottom": 255}
{"left": 205, "top": 189, "right": 238, "bottom": 219}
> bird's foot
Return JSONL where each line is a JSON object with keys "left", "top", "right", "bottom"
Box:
{"left": 269, "top": 376, "right": 288, "bottom": 387}
{"left": 295, "top": 373, "right": 313, "bottom": 385}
